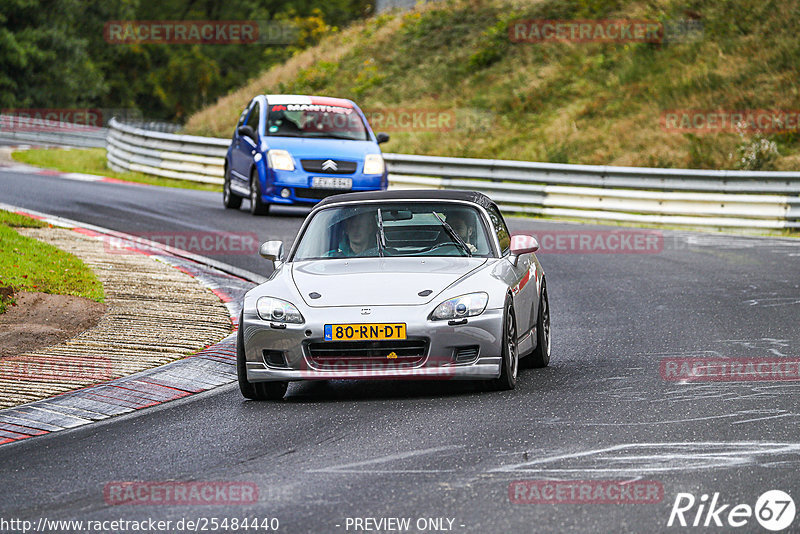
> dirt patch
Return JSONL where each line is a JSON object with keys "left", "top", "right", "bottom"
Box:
{"left": 0, "top": 291, "right": 106, "bottom": 359}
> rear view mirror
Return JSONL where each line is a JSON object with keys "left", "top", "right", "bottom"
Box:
{"left": 382, "top": 209, "right": 413, "bottom": 221}
{"left": 237, "top": 125, "right": 257, "bottom": 141}
{"left": 509, "top": 234, "right": 539, "bottom": 265}
{"left": 259, "top": 241, "right": 284, "bottom": 268}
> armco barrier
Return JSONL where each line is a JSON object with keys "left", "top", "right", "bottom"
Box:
{"left": 105, "top": 118, "right": 800, "bottom": 229}
{"left": 0, "top": 114, "right": 107, "bottom": 148}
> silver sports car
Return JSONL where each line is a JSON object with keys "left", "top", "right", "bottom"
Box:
{"left": 237, "top": 190, "right": 550, "bottom": 400}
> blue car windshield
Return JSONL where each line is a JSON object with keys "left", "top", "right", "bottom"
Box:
{"left": 292, "top": 203, "right": 494, "bottom": 260}
{"left": 266, "top": 104, "right": 369, "bottom": 141}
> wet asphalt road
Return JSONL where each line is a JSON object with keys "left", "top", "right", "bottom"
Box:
{"left": 1, "top": 169, "right": 799, "bottom": 533}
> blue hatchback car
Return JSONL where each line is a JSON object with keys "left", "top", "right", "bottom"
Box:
{"left": 223, "top": 94, "right": 390, "bottom": 215}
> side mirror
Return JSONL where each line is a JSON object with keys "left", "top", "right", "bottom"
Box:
{"left": 509, "top": 234, "right": 539, "bottom": 265}
{"left": 237, "top": 125, "right": 257, "bottom": 141}
{"left": 259, "top": 241, "right": 284, "bottom": 267}
{"left": 376, "top": 132, "right": 390, "bottom": 144}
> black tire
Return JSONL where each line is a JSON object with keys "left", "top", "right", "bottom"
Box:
{"left": 223, "top": 165, "right": 243, "bottom": 210}
{"left": 489, "top": 296, "right": 518, "bottom": 391}
{"left": 236, "top": 312, "right": 287, "bottom": 401}
{"left": 249, "top": 170, "right": 270, "bottom": 216}
{"left": 528, "top": 281, "right": 551, "bottom": 368}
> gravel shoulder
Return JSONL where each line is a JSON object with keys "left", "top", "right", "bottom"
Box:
{"left": 0, "top": 226, "right": 233, "bottom": 409}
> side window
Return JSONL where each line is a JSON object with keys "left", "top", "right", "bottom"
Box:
{"left": 236, "top": 105, "right": 248, "bottom": 128}
{"left": 486, "top": 205, "right": 510, "bottom": 254}
{"left": 245, "top": 101, "right": 260, "bottom": 134}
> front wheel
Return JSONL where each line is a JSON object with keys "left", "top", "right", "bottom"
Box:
{"left": 237, "top": 313, "right": 287, "bottom": 400}
{"left": 223, "top": 166, "right": 243, "bottom": 210}
{"left": 249, "top": 171, "right": 270, "bottom": 216}
{"left": 489, "top": 296, "right": 518, "bottom": 391}
{"left": 528, "top": 281, "right": 551, "bottom": 368}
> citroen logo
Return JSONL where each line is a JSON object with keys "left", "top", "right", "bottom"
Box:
{"left": 321, "top": 159, "right": 338, "bottom": 171}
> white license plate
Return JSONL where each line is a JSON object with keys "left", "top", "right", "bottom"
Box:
{"left": 312, "top": 177, "right": 352, "bottom": 189}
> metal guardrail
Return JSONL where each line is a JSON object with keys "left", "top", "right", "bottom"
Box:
{"left": 0, "top": 115, "right": 107, "bottom": 148}
{"left": 106, "top": 118, "right": 800, "bottom": 229}
{"left": 107, "top": 119, "right": 227, "bottom": 184}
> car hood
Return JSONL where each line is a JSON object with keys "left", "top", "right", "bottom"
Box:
{"left": 291, "top": 257, "right": 488, "bottom": 307}
{"left": 264, "top": 137, "right": 378, "bottom": 160}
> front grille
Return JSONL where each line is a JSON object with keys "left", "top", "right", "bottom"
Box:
{"left": 301, "top": 159, "right": 358, "bottom": 174}
{"left": 294, "top": 188, "right": 348, "bottom": 201}
{"left": 306, "top": 339, "right": 428, "bottom": 369}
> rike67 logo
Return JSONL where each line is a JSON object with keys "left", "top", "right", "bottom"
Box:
{"left": 667, "top": 490, "right": 795, "bottom": 531}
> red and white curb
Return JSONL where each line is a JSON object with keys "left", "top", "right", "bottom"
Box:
{"left": 0, "top": 206, "right": 257, "bottom": 447}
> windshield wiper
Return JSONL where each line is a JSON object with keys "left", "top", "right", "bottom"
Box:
{"left": 433, "top": 212, "right": 472, "bottom": 257}
{"left": 376, "top": 208, "right": 386, "bottom": 257}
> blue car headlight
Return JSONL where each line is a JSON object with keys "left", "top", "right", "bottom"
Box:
{"left": 267, "top": 149, "right": 295, "bottom": 171}
{"left": 257, "top": 297, "right": 304, "bottom": 323}
{"left": 363, "top": 154, "right": 385, "bottom": 175}
{"left": 430, "top": 292, "right": 488, "bottom": 321}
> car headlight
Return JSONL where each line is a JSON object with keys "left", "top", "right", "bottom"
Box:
{"left": 430, "top": 292, "right": 488, "bottom": 321}
{"left": 267, "top": 149, "right": 295, "bottom": 171}
{"left": 256, "top": 297, "right": 304, "bottom": 323}
{"left": 363, "top": 154, "right": 385, "bottom": 175}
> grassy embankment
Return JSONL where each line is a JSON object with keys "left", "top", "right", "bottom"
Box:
{"left": 185, "top": 0, "right": 800, "bottom": 171}
{"left": 0, "top": 210, "right": 104, "bottom": 314}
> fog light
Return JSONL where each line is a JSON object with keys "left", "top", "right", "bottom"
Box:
{"left": 280, "top": 188, "right": 291, "bottom": 198}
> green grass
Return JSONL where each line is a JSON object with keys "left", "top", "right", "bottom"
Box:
{"left": 185, "top": 0, "right": 800, "bottom": 171}
{"left": 0, "top": 210, "right": 104, "bottom": 314}
{"left": 11, "top": 148, "right": 221, "bottom": 192}
{"left": 0, "top": 210, "right": 47, "bottom": 228}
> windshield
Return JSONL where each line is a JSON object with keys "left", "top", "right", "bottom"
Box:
{"left": 266, "top": 103, "right": 369, "bottom": 141}
{"left": 292, "top": 203, "right": 494, "bottom": 260}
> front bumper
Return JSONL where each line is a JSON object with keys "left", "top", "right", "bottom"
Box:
{"left": 261, "top": 169, "right": 387, "bottom": 205}
{"left": 241, "top": 305, "right": 504, "bottom": 382}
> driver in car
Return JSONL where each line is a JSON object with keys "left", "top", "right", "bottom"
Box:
{"left": 445, "top": 211, "right": 479, "bottom": 253}
{"left": 328, "top": 211, "right": 378, "bottom": 257}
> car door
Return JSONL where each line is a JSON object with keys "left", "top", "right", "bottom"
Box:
{"left": 231, "top": 100, "right": 260, "bottom": 186}
{"left": 487, "top": 205, "right": 536, "bottom": 336}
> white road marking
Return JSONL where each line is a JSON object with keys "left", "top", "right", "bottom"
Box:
{"left": 490, "top": 442, "right": 800, "bottom": 475}
{"left": 307, "top": 445, "right": 464, "bottom": 474}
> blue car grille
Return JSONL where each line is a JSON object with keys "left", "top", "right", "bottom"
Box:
{"left": 301, "top": 159, "right": 358, "bottom": 174}
{"left": 294, "top": 188, "right": 348, "bottom": 201}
